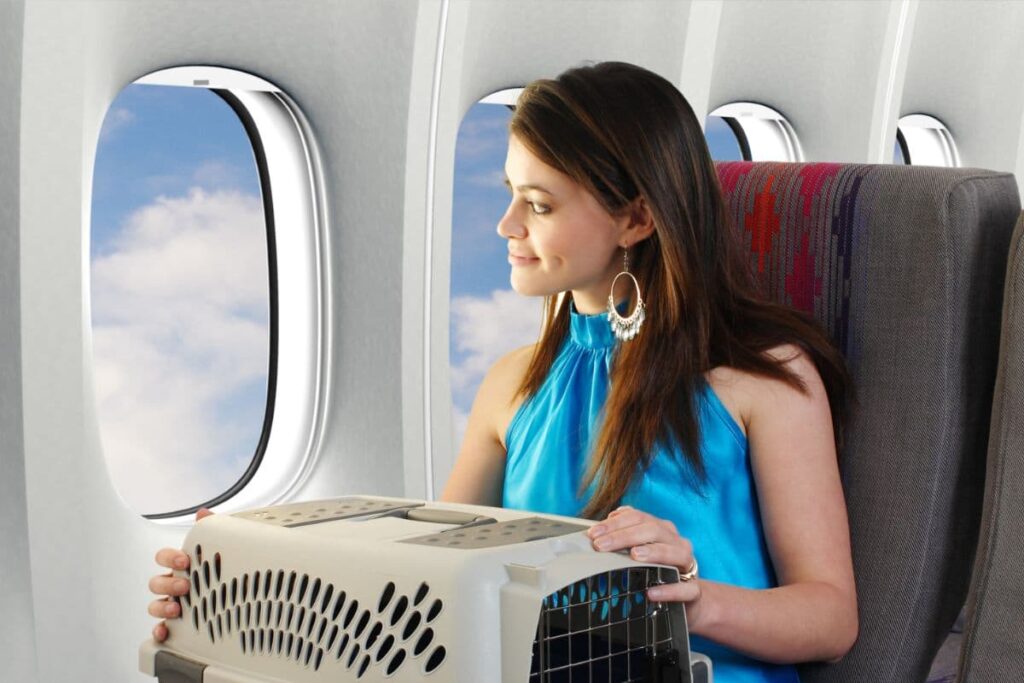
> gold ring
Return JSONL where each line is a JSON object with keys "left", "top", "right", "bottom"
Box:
{"left": 678, "top": 557, "right": 698, "bottom": 582}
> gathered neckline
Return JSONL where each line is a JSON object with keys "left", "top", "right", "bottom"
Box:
{"left": 568, "top": 299, "right": 626, "bottom": 350}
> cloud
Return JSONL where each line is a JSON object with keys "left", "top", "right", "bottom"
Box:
{"left": 91, "top": 187, "right": 270, "bottom": 514}
{"left": 99, "top": 107, "right": 136, "bottom": 141}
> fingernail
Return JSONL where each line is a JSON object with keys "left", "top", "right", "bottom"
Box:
{"left": 175, "top": 579, "right": 189, "bottom": 592}
{"left": 589, "top": 525, "right": 606, "bottom": 537}
{"left": 647, "top": 587, "right": 663, "bottom": 600}
{"left": 174, "top": 557, "right": 187, "bottom": 569}
{"left": 632, "top": 546, "right": 648, "bottom": 559}
{"left": 165, "top": 603, "right": 177, "bottom": 617}
{"left": 594, "top": 537, "right": 612, "bottom": 550}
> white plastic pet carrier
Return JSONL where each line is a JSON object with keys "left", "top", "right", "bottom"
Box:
{"left": 139, "top": 496, "right": 712, "bottom": 682}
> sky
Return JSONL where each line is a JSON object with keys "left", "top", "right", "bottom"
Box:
{"left": 91, "top": 85, "right": 749, "bottom": 515}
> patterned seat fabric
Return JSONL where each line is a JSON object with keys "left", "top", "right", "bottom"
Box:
{"left": 714, "top": 162, "right": 1021, "bottom": 683}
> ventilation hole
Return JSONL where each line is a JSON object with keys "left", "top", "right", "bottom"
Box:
{"left": 285, "top": 603, "right": 295, "bottom": 630}
{"left": 425, "top": 646, "right": 446, "bottom": 673}
{"left": 254, "top": 601, "right": 262, "bottom": 626}
{"left": 252, "top": 570, "right": 261, "bottom": 598}
{"left": 402, "top": 612, "right": 421, "bottom": 640}
{"left": 296, "top": 607, "right": 307, "bottom": 634}
{"left": 426, "top": 599, "right": 442, "bottom": 623}
{"left": 322, "top": 584, "right": 334, "bottom": 614}
{"left": 309, "top": 578, "right": 321, "bottom": 610}
{"left": 258, "top": 629, "right": 265, "bottom": 652}
{"left": 234, "top": 605, "right": 241, "bottom": 628}
{"left": 213, "top": 553, "right": 221, "bottom": 582}
{"left": 263, "top": 569, "right": 272, "bottom": 599}
{"left": 316, "top": 616, "right": 328, "bottom": 644}
{"left": 247, "top": 630, "right": 254, "bottom": 653}
{"left": 287, "top": 571, "right": 297, "bottom": 600}
{"left": 413, "top": 583, "right": 429, "bottom": 606}
{"left": 297, "top": 574, "right": 309, "bottom": 604}
{"left": 358, "top": 654, "right": 371, "bottom": 678}
{"left": 230, "top": 578, "right": 238, "bottom": 606}
{"left": 275, "top": 570, "right": 284, "bottom": 599}
{"left": 240, "top": 631, "right": 246, "bottom": 654}
{"left": 326, "top": 625, "right": 339, "bottom": 651}
{"left": 305, "top": 612, "right": 316, "bottom": 639}
{"left": 217, "top": 614, "right": 223, "bottom": 639}
{"left": 376, "top": 634, "right": 395, "bottom": 661}
{"left": 277, "top": 630, "right": 285, "bottom": 655}
{"left": 354, "top": 610, "right": 371, "bottom": 638}
{"left": 219, "top": 584, "right": 227, "bottom": 611}
{"left": 332, "top": 591, "right": 347, "bottom": 620}
{"left": 192, "top": 570, "right": 200, "bottom": 598}
{"left": 245, "top": 603, "right": 252, "bottom": 629}
{"left": 448, "top": 541, "right": 461, "bottom": 546}
{"left": 390, "top": 596, "right": 408, "bottom": 626}
{"left": 344, "top": 601, "right": 359, "bottom": 628}
{"left": 336, "top": 633, "right": 350, "bottom": 659}
{"left": 273, "top": 601, "right": 282, "bottom": 628}
{"left": 225, "top": 609, "right": 232, "bottom": 634}
{"left": 387, "top": 649, "right": 406, "bottom": 675}
{"left": 241, "top": 573, "right": 249, "bottom": 602}
{"left": 314, "top": 648, "right": 324, "bottom": 672}
{"left": 207, "top": 621, "right": 214, "bottom": 643}
{"left": 413, "top": 628, "right": 433, "bottom": 656}
{"left": 287, "top": 633, "right": 294, "bottom": 657}
{"left": 195, "top": 544, "right": 202, "bottom": 563}
{"left": 201, "top": 597, "right": 208, "bottom": 623}
{"left": 348, "top": 643, "right": 361, "bottom": 668}
{"left": 304, "top": 641, "right": 313, "bottom": 666}
{"left": 378, "top": 582, "right": 396, "bottom": 613}
{"left": 366, "top": 622, "right": 383, "bottom": 649}
{"left": 290, "top": 636, "right": 301, "bottom": 661}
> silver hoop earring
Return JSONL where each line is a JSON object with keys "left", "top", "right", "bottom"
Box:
{"left": 607, "top": 247, "right": 646, "bottom": 341}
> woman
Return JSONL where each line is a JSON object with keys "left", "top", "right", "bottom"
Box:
{"left": 149, "top": 62, "right": 857, "bottom": 682}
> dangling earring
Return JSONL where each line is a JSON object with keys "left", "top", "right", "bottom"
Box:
{"left": 607, "top": 246, "right": 646, "bottom": 341}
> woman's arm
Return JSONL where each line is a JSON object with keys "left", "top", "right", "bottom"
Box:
{"left": 439, "top": 344, "right": 533, "bottom": 506}
{"left": 588, "top": 345, "right": 857, "bottom": 664}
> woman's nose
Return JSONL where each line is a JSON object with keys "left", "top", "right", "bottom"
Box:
{"left": 497, "top": 203, "right": 526, "bottom": 239}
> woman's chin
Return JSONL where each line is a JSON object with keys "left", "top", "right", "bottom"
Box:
{"left": 509, "top": 277, "right": 558, "bottom": 298}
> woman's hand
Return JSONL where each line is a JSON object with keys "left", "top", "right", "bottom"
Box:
{"left": 147, "top": 508, "right": 214, "bottom": 642}
{"left": 586, "top": 505, "right": 708, "bottom": 628}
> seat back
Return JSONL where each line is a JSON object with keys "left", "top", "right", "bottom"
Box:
{"left": 714, "top": 162, "right": 1020, "bottom": 682}
{"left": 958, "top": 213, "right": 1024, "bottom": 682}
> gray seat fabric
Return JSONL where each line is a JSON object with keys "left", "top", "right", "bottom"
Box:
{"left": 958, "top": 213, "right": 1024, "bottom": 682}
{"left": 714, "top": 163, "right": 1021, "bottom": 682}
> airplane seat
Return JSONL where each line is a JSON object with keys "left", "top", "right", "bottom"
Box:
{"left": 957, "top": 211, "right": 1024, "bottom": 682}
{"left": 714, "top": 162, "right": 1021, "bottom": 683}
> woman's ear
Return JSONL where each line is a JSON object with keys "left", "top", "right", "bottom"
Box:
{"left": 622, "top": 196, "right": 656, "bottom": 245}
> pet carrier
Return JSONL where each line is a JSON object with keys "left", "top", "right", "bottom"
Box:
{"left": 139, "top": 496, "right": 712, "bottom": 682}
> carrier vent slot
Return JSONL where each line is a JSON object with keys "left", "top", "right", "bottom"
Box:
{"left": 180, "top": 547, "right": 442, "bottom": 677}
{"left": 402, "top": 516, "right": 588, "bottom": 549}
{"left": 529, "top": 566, "right": 684, "bottom": 682}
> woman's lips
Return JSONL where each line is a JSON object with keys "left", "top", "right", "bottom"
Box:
{"left": 508, "top": 254, "right": 540, "bottom": 266}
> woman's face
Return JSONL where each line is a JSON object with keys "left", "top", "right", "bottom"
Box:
{"left": 497, "top": 134, "right": 629, "bottom": 313}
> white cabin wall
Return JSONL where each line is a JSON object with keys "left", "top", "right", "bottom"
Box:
{"left": 422, "top": 0, "right": 699, "bottom": 496}
{"left": 709, "top": 0, "right": 905, "bottom": 163}
{"left": 16, "top": 0, "right": 418, "bottom": 679}
{"left": 901, "top": 1, "right": 1024, "bottom": 195}
{"left": 0, "top": 2, "right": 38, "bottom": 681}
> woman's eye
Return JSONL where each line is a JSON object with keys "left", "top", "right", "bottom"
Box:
{"left": 529, "top": 202, "right": 550, "bottom": 215}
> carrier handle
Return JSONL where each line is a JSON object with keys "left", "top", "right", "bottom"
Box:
{"left": 388, "top": 507, "right": 496, "bottom": 529}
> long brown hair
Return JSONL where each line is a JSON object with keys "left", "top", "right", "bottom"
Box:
{"left": 509, "top": 62, "right": 853, "bottom": 518}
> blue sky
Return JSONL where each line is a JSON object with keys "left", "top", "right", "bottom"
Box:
{"left": 91, "top": 84, "right": 269, "bottom": 514}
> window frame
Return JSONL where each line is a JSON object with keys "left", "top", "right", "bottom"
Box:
{"left": 709, "top": 102, "right": 804, "bottom": 162}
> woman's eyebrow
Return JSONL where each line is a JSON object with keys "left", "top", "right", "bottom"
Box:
{"left": 503, "top": 176, "right": 554, "bottom": 196}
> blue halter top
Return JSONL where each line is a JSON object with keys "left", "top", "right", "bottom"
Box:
{"left": 502, "top": 302, "right": 800, "bottom": 683}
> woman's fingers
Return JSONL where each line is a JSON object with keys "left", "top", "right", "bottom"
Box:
{"left": 627, "top": 540, "right": 694, "bottom": 568}
{"left": 149, "top": 573, "right": 190, "bottom": 597}
{"left": 152, "top": 621, "right": 168, "bottom": 643}
{"left": 647, "top": 578, "right": 701, "bottom": 604}
{"left": 148, "top": 598, "right": 181, "bottom": 619}
{"left": 155, "top": 547, "right": 189, "bottom": 570}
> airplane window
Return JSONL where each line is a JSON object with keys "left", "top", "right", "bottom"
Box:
{"left": 450, "top": 95, "right": 540, "bottom": 450}
{"left": 708, "top": 103, "right": 803, "bottom": 162}
{"left": 896, "top": 114, "right": 960, "bottom": 167}
{"left": 91, "top": 68, "right": 325, "bottom": 519}
{"left": 893, "top": 129, "right": 910, "bottom": 165}
{"left": 705, "top": 116, "right": 749, "bottom": 161}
